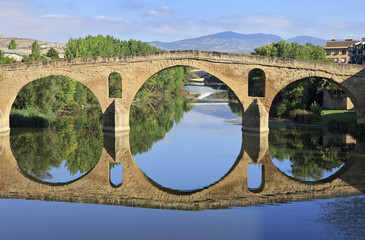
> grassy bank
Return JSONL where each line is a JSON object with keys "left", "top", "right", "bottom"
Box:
{"left": 319, "top": 110, "right": 357, "bottom": 126}
{"left": 319, "top": 110, "right": 364, "bottom": 138}
{"left": 10, "top": 108, "right": 55, "bottom": 128}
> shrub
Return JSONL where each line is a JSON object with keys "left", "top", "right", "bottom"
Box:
{"left": 10, "top": 108, "right": 54, "bottom": 128}
{"left": 310, "top": 101, "right": 322, "bottom": 116}
{"left": 289, "top": 109, "right": 321, "bottom": 124}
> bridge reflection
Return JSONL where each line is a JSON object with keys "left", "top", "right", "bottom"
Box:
{"left": 0, "top": 131, "right": 364, "bottom": 211}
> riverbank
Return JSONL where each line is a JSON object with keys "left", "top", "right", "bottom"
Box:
{"left": 10, "top": 108, "right": 54, "bottom": 128}
{"left": 10, "top": 105, "right": 102, "bottom": 128}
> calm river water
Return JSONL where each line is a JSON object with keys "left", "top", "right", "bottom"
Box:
{"left": 1, "top": 85, "right": 364, "bottom": 240}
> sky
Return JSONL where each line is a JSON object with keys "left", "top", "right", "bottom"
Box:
{"left": 0, "top": 0, "right": 364, "bottom": 43}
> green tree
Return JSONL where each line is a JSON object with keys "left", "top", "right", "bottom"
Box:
{"left": 8, "top": 39, "right": 17, "bottom": 49}
{"left": 0, "top": 50, "right": 16, "bottom": 64}
{"left": 30, "top": 41, "right": 41, "bottom": 60}
{"left": 23, "top": 41, "right": 47, "bottom": 62}
{"left": 270, "top": 77, "right": 324, "bottom": 118}
{"left": 253, "top": 41, "right": 329, "bottom": 62}
{"left": 46, "top": 47, "right": 60, "bottom": 60}
{"left": 64, "top": 35, "right": 160, "bottom": 59}
{"left": 12, "top": 75, "right": 99, "bottom": 124}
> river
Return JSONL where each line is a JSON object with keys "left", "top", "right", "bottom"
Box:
{"left": 1, "top": 84, "right": 364, "bottom": 240}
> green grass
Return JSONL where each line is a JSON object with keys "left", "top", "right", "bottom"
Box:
{"left": 319, "top": 110, "right": 357, "bottom": 126}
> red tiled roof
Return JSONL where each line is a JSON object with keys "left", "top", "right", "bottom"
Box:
{"left": 324, "top": 40, "right": 359, "bottom": 49}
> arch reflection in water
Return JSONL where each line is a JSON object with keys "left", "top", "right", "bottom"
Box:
{"left": 10, "top": 109, "right": 103, "bottom": 183}
{"left": 269, "top": 128, "right": 355, "bottom": 181}
{"left": 1, "top": 130, "right": 365, "bottom": 211}
{"left": 130, "top": 78, "right": 243, "bottom": 191}
{"left": 247, "top": 164, "right": 263, "bottom": 191}
{"left": 110, "top": 163, "right": 123, "bottom": 186}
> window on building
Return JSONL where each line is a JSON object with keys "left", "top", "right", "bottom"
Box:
{"left": 341, "top": 58, "right": 346, "bottom": 63}
{"left": 342, "top": 50, "right": 347, "bottom": 55}
{"left": 326, "top": 50, "right": 331, "bottom": 55}
{"left": 334, "top": 50, "right": 339, "bottom": 55}
{"left": 334, "top": 58, "right": 339, "bottom": 63}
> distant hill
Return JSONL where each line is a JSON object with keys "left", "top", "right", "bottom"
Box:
{"left": 0, "top": 35, "right": 65, "bottom": 55}
{"left": 286, "top": 36, "right": 327, "bottom": 46}
{"left": 150, "top": 31, "right": 284, "bottom": 54}
{"left": 150, "top": 31, "right": 327, "bottom": 54}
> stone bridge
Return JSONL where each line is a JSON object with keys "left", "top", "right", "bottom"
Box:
{"left": 1, "top": 50, "right": 365, "bottom": 133}
{"left": 0, "top": 132, "right": 364, "bottom": 210}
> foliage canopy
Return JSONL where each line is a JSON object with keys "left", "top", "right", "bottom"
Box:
{"left": 64, "top": 35, "right": 160, "bottom": 59}
{"left": 9, "top": 39, "right": 17, "bottom": 49}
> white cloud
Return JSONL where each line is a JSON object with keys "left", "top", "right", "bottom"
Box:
{"left": 94, "top": 16, "right": 126, "bottom": 22}
{"left": 145, "top": 6, "right": 172, "bottom": 17}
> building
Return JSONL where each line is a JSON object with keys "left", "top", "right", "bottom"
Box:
{"left": 349, "top": 39, "right": 365, "bottom": 65}
{"left": 324, "top": 39, "right": 358, "bottom": 63}
{"left": 1, "top": 49, "right": 29, "bottom": 62}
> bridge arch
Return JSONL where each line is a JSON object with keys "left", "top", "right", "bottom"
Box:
{"left": 3, "top": 72, "right": 106, "bottom": 132}
{"left": 128, "top": 65, "right": 246, "bottom": 192}
{"left": 268, "top": 75, "right": 359, "bottom": 120}
{"left": 127, "top": 63, "right": 246, "bottom": 114}
{"left": 10, "top": 74, "right": 103, "bottom": 114}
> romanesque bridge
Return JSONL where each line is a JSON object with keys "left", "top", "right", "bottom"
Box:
{"left": 1, "top": 50, "right": 365, "bottom": 133}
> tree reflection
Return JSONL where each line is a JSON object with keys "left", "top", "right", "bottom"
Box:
{"left": 269, "top": 128, "right": 354, "bottom": 181}
{"left": 11, "top": 107, "right": 103, "bottom": 181}
{"left": 129, "top": 94, "right": 192, "bottom": 155}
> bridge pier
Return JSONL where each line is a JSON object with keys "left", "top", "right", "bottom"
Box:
{"left": 103, "top": 131, "right": 130, "bottom": 162}
{"left": 103, "top": 99, "right": 130, "bottom": 133}
{"left": 242, "top": 99, "right": 269, "bottom": 133}
{"left": 0, "top": 111, "right": 10, "bottom": 134}
{"left": 242, "top": 131, "right": 269, "bottom": 163}
{"left": 357, "top": 108, "right": 365, "bottom": 125}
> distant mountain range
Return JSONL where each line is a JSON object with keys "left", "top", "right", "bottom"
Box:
{"left": 149, "top": 31, "right": 327, "bottom": 54}
{"left": 0, "top": 32, "right": 327, "bottom": 55}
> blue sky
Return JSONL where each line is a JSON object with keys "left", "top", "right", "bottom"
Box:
{"left": 0, "top": 0, "right": 363, "bottom": 43}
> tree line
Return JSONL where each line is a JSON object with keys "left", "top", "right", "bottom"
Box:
{"left": 252, "top": 41, "right": 329, "bottom": 62}
{"left": 64, "top": 35, "right": 160, "bottom": 58}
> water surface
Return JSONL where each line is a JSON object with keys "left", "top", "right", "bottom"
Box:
{"left": 4, "top": 85, "right": 364, "bottom": 240}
